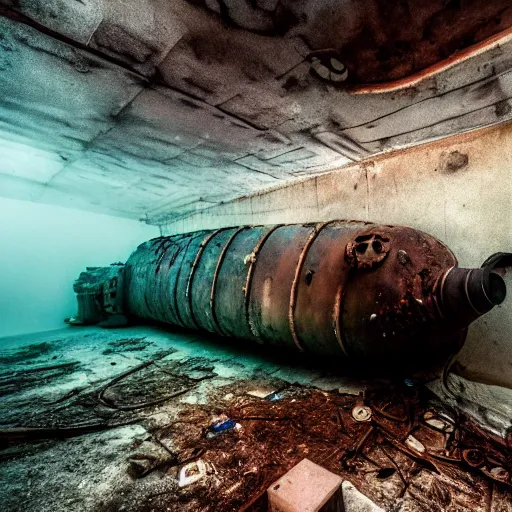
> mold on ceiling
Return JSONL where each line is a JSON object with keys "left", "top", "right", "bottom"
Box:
{"left": 1, "top": 1, "right": 512, "bottom": 223}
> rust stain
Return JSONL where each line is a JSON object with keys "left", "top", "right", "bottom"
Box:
{"left": 349, "top": 25, "right": 512, "bottom": 94}
{"left": 440, "top": 150, "right": 469, "bottom": 173}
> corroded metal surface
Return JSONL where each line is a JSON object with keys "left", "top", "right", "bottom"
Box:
{"left": 120, "top": 221, "right": 505, "bottom": 365}
{"left": 67, "top": 264, "right": 125, "bottom": 327}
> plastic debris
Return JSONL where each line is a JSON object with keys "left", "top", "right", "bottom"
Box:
{"left": 423, "top": 411, "right": 455, "bottom": 432}
{"left": 178, "top": 460, "right": 208, "bottom": 487}
{"left": 490, "top": 467, "right": 509, "bottom": 481}
{"left": 206, "top": 415, "right": 240, "bottom": 439}
{"left": 211, "top": 419, "right": 236, "bottom": 432}
{"left": 405, "top": 435, "right": 425, "bottom": 453}
{"left": 352, "top": 405, "right": 372, "bottom": 422}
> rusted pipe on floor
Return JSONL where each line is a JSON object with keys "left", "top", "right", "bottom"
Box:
{"left": 72, "top": 221, "right": 507, "bottom": 367}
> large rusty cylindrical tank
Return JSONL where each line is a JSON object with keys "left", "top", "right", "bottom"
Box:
{"left": 123, "top": 221, "right": 506, "bottom": 366}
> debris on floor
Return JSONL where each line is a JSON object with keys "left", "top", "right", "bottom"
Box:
{"left": 247, "top": 388, "right": 278, "bottom": 400}
{"left": 179, "top": 460, "right": 209, "bottom": 488}
{"left": 1, "top": 326, "right": 512, "bottom": 511}
{"left": 205, "top": 415, "right": 240, "bottom": 439}
{"left": 342, "top": 481, "right": 384, "bottom": 512}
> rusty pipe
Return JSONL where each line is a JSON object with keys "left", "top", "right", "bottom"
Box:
{"left": 72, "top": 221, "right": 506, "bottom": 367}
{"left": 433, "top": 266, "right": 506, "bottom": 329}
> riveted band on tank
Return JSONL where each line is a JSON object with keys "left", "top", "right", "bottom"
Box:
{"left": 210, "top": 226, "right": 249, "bottom": 336}
{"left": 164, "top": 234, "right": 193, "bottom": 325}
{"left": 172, "top": 235, "right": 200, "bottom": 327}
{"left": 243, "top": 225, "right": 284, "bottom": 339}
{"left": 288, "top": 221, "right": 335, "bottom": 353}
{"left": 186, "top": 228, "right": 227, "bottom": 329}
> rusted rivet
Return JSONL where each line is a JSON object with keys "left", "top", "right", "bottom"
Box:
{"left": 398, "top": 250, "right": 410, "bottom": 265}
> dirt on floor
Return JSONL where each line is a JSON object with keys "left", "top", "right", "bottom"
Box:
{"left": 1, "top": 329, "right": 512, "bottom": 511}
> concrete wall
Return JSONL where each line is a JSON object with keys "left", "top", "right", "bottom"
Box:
{"left": 0, "top": 198, "right": 159, "bottom": 338}
{"left": 5, "top": 8, "right": 512, "bottom": 224}
{"left": 161, "top": 121, "right": 512, "bottom": 389}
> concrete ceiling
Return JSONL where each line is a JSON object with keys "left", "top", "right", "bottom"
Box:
{"left": 1, "top": 1, "right": 512, "bottom": 224}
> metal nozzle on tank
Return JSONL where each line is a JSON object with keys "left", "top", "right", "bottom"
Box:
{"left": 431, "top": 258, "right": 507, "bottom": 329}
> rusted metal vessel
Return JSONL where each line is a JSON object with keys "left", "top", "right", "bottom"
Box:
{"left": 70, "top": 221, "right": 506, "bottom": 366}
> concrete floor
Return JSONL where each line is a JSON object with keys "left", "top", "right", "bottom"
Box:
{"left": 0, "top": 325, "right": 370, "bottom": 511}
{"left": 1, "top": 326, "right": 511, "bottom": 511}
